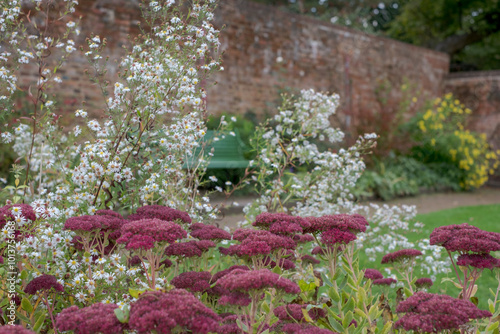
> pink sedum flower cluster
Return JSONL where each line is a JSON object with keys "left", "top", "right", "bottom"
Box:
{"left": 217, "top": 268, "right": 300, "bottom": 296}
{"left": 373, "top": 278, "right": 397, "bottom": 286}
{"left": 56, "top": 303, "right": 128, "bottom": 334}
{"left": 24, "top": 274, "right": 64, "bottom": 295}
{"left": 304, "top": 214, "right": 368, "bottom": 234}
{"left": 415, "top": 277, "right": 433, "bottom": 288}
{"left": 171, "top": 271, "right": 212, "bottom": 293}
{"left": 364, "top": 268, "right": 384, "bottom": 280}
{"left": 381, "top": 249, "right": 423, "bottom": 264}
{"left": 128, "top": 289, "right": 220, "bottom": 334}
{"left": 222, "top": 229, "right": 295, "bottom": 258}
{"left": 395, "top": 292, "right": 492, "bottom": 333}
{"left": 253, "top": 212, "right": 311, "bottom": 236}
{"left": 430, "top": 223, "right": 500, "bottom": 253}
{"left": 321, "top": 228, "right": 357, "bottom": 246}
{"left": 165, "top": 240, "right": 215, "bottom": 258}
{"left": 128, "top": 205, "right": 192, "bottom": 224}
{"left": 64, "top": 214, "right": 124, "bottom": 233}
{"left": 117, "top": 218, "right": 186, "bottom": 250}
{"left": 190, "top": 223, "right": 231, "bottom": 241}
{"left": 456, "top": 253, "right": 500, "bottom": 269}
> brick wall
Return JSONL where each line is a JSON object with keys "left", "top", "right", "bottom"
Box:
{"left": 444, "top": 71, "right": 500, "bottom": 152}
{"left": 209, "top": 0, "right": 450, "bottom": 133}
{"left": 16, "top": 0, "right": 450, "bottom": 133}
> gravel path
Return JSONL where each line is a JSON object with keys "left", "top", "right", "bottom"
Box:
{"left": 212, "top": 187, "right": 500, "bottom": 228}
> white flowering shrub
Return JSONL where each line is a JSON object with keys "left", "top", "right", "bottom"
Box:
{"left": 1, "top": 0, "right": 224, "bottom": 221}
{"left": 244, "top": 89, "right": 450, "bottom": 279}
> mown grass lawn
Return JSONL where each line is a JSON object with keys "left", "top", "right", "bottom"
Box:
{"left": 361, "top": 204, "right": 500, "bottom": 311}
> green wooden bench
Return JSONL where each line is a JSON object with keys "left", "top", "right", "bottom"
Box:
{"left": 184, "top": 130, "right": 250, "bottom": 169}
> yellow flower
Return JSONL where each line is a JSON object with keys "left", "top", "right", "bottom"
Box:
{"left": 423, "top": 110, "right": 432, "bottom": 120}
{"left": 418, "top": 120, "right": 426, "bottom": 132}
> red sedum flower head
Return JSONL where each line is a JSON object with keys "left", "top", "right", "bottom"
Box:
{"left": 232, "top": 228, "right": 269, "bottom": 241}
{"left": 128, "top": 289, "right": 220, "bottom": 334}
{"left": 171, "top": 271, "right": 212, "bottom": 293}
{"left": 189, "top": 223, "right": 231, "bottom": 241}
{"left": 128, "top": 205, "right": 191, "bottom": 224}
{"left": 56, "top": 303, "right": 128, "bottom": 334}
{"left": 364, "top": 268, "right": 384, "bottom": 280}
{"left": 117, "top": 218, "right": 186, "bottom": 249}
{"left": 218, "top": 291, "right": 253, "bottom": 306}
{"left": 124, "top": 234, "right": 155, "bottom": 250}
{"left": 293, "top": 233, "right": 315, "bottom": 243}
{"left": 165, "top": 240, "right": 206, "bottom": 257}
{"left": 64, "top": 214, "right": 124, "bottom": 233}
{"left": 217, "top": 269, "right": 300, "bottom": 295}
{"left": 269, "top": 220, "right": 303, "bottom": 235}
{"left": 430, "top": 223, "right": 500, "bottom": 253}
{"left": 218, "top": 314, "right": 241, "bottom": 334}
{"left": 253, "top": 212, "right": 311, "bottom": 235}
{"left": 304, "top": 213, "right": 368, "bottom": 234}
{"left": 24, "top": 274, "right": 64, "bottom": 295}
{"left": 211, "top": 265, "right": 250, "bottom": 283}
{"left": 373, "top": 278, "right": 397, "bottom": 286}
{"left": 381, "top": 249, "right": 422, "bottom": 264}
{"left": 415, "top": 277, "right": 433, "bottom": 288}
{"left": 395, "top": 292, "right": 491, "bottom": 333}
{"left": 222, "top": 229, "right": 296, "bottom": 258}
{"left": 457, "top": 253, "right": 500, "bottom": 269}
{"left": 321, "top": 228, "right": 357, "bottom": 246}
{"left": 195, "top": 240, "right": 216, "bottom": 251}
{"left": 276, "top": 258, "right": 296, "bottom": 270}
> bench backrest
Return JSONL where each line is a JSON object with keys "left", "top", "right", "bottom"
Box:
{"left": 184, "top": 129, "right": 249, "bottom": 169}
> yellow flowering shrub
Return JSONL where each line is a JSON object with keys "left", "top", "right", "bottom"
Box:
{"left": 411, "top": 93, "right": 499, "bottom": 189}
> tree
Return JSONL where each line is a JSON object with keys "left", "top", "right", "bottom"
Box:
{"left": 386, "top": 0, "right": 500, "bottom": 70}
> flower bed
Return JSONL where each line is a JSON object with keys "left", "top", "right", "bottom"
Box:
{"left": 0, "top": 0, "right": 498, "bottom": 333}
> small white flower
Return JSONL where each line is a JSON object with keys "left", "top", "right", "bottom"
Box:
{"left": 75, "top": 292, "right": 86, "bottom": 302}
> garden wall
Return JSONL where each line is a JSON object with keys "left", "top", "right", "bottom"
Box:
{"left": 209, "top": 0, "right": 450, "bottom": 133}
{"left": 444, "top": 71, "right": 500, "bottom": 152}
{"left": 16, "top": 0, "right": 450, "bottom": 135}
